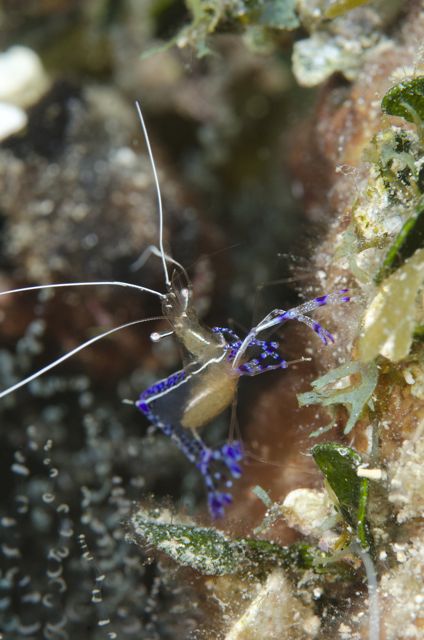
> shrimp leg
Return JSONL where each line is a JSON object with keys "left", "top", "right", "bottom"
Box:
{"left": 136, "top": 372, "right": 243, "bottom": 518}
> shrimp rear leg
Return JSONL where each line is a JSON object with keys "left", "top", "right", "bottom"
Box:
{"left": 212, "top": 327, "right": 289, "bottom": 375}
{"left": 236, "top": 339, "right": 288, "bottom": 376}
{"left": 136, "top": 374, "right": 243, "bottom": 518}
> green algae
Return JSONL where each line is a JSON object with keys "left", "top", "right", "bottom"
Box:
{"left": 253, "top": 0, "right": 299, "bottom": 30}
{"left": 130, "top": 506, "right": 334, "bottom": 576}
{"left": 382, "top": 77, "right": 424, "bottom": 129}
{"left": 352, "top": 128, "right": 422, "bottom": 249}
{"left": 143, "top": 0, "right": 299, "bottom": 58}
{"left": 376, "top": 208, "right": 424, "bottom": 284}
{"left": 298, "top": 361, "right": 379, "bottom": 434}
{"left": 131, "top": 507, "right": 241, "bottom": 575}
{"left": 325, "top": 0, "right": 371, "bottom": 18}
{"left": 338, "top": 111, "right": 424, "bottom": 286}
{"left": 312, "top": 443, "right": 372, "bottom": 550}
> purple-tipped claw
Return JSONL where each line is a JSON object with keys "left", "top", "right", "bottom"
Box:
{"left": 322, "top": 329, "right": 335, "bottom": 344}
{"left": 220, "top": 443, "right": 243, "bottom": 478}
{"left": 313, "top": 321, "right": 334, "bottom": 345}
{"left": 221, "top": 442, "right": 243, "bottom": 461}
{"left": 197, "top": 442, "right": 244, "bottom": 517}
{"left": 209, "top": 492, "right": 233, "bottom": 518}
{"left": 315, "top": 294, "right": 329, "bottom": 306}
{"left": 338, "top": 289, "right": 350, "bottom": 303}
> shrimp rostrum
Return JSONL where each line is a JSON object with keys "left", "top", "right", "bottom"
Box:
{"left": 0, "top": 102, "right": 350, "bottom": 518}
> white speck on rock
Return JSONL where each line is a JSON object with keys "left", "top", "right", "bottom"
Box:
{"left": 0, "top": 102, "right": 27, "bottom": 141}
{"left": 0, "top": 45, "right": 50, "bottom": 108}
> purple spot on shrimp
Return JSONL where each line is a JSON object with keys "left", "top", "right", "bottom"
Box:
{"left": 222, "top": 443, "right": 243, "bottom": 461}
{"left": 278, "top": 311, "right": 290, "bottom": 321}
{"left": 209, "top": 492, "right": 233, "bottom": 517}
{"left": 341, "top": 296, "right": 350, "bottom": 302}
{"left": 200, "top": 449, "right": 212, "bottom": 462}
{"left": 162, "top": 424, "right": 173, "bottom": 436}
{"left": 313, "top": 321, "right": 322, "bottom": 333}
{"left": 228, "top": 463, "right": 242, "bottom": 478}
{"left": 208, "top": 494, "right": 224, "bottom": 518}
{"left": 315, "top": 295, "right": 328, "bottom": 305}
{"left": 165, "top": 370, "right": 186, "bottom": 388}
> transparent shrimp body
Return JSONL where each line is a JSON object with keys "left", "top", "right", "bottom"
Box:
{"left": 136, "top": 284, "right": 243, "bottom": 518}
{"left": 136, "top": 280, "right": 350, "bottom": 517}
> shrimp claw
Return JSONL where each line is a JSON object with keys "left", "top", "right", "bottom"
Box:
{"left": 231, "top": 289, "right": 350, "bottom": 369}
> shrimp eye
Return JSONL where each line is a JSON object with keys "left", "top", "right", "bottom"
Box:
{"left": 162, "top": 292, "right": 176, "bottom": 313}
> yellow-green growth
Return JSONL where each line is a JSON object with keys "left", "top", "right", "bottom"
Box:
{"left": 359, "top": 248, "right": 424, "bottom": 362}
{"left": 325, "top": 0, "right": 372, "bottom": 19}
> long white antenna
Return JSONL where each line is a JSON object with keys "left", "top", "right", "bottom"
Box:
{"left": 0, "top": 281, "right": 166, "bottom": 299}
{"left": 0, "top": 316, "right": 164, "bottom": 399}
{"left": 135, "top": 101, "right": 171, "bottom": 288}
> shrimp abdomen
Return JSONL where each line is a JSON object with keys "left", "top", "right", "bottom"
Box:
{"left": 181, "top": 362, "right": 238, "bottom": 430}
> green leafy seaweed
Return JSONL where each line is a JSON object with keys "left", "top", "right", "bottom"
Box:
{"left": 298, "top": 361, "right": 379, "bottom": 434}
{"left": 240, "top": 539, "right": 324, "bottom": 572}
{"left": 311, "top": 443, "right": 372, "bottom": 549}
{"left": 381, "top": 78, "right": 424, "bottom": 136}
{"left": 131, "top": 507, "right": 241, "bottom": 575}
{"left": 130, "top": 506, "right": 337, "bottom": 576}
{"left": 376, "top": 208, "right": 424, "bottom": 283}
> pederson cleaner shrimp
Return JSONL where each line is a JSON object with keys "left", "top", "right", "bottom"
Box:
{"left": 0, "top": 102, "right": 350, "bottom": 517}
